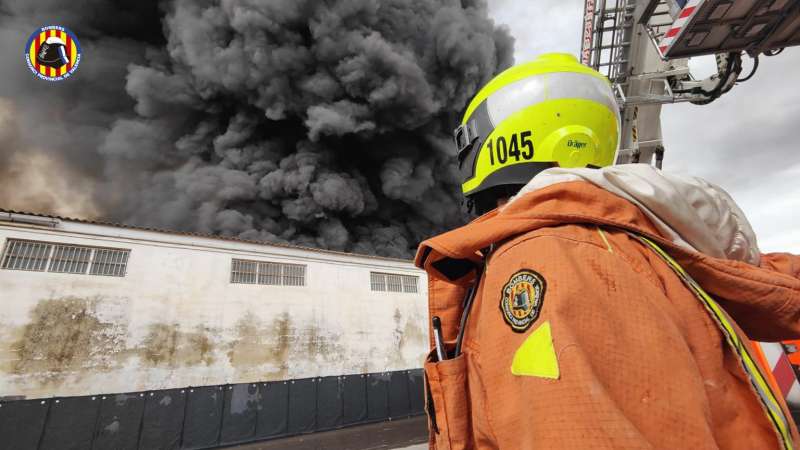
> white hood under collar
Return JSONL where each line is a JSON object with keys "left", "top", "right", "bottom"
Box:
{"left": 506, "top": 164, "right": 761, "bottom": 265}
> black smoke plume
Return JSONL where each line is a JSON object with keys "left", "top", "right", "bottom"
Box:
{"left": 0, "top": 0, "right": 513, "bottom": 258}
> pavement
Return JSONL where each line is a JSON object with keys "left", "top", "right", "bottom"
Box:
{"left": 223, "top": 415, "right": 428, "bottom": 450}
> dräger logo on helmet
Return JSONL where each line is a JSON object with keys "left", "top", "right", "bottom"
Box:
{"left": 567, "top": 140, "right": 588, "bottom": 149}
{"left": 25, "top": 25, "right": 82, "bottom": 81}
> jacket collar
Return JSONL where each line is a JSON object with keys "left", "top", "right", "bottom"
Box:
{"left": 416, "top": 165, "right": 763, "bottom": 283}
{"left": 415, "top": 179, "right": 668, "bottom": 283}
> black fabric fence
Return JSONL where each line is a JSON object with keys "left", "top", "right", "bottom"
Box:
{"left": 0, "top": 369, "right": 424, "bottom": 450}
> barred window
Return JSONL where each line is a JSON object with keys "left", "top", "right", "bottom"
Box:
{"left": 387, "top": 274, "right": 403, "bottom": 292}
{"left": 0, "top": 240, "right": 52, "bottom": 271}
{"left": 49, "top": 244, "right": 92, "bottom": 274}
{"left": 90, "top": 248, "right": 130, "bottom": 277}
{"left": 283, "top": 264, "right": 305, "bottom": 286}
{"left": 232, "top": 259, "right": 306, "bottom": 287}
{"left": 231, "top": 259, "right": 257, "bottom": 284}
{"left": 257, "top": 262, "right": 281, "bottom": 285}
{"left": 1, "top": 239, "right": 130, "bottom": 277}
{"left": 402, "top": 275, "right": 418, "bottom": 293}
{"left": 370, "top": 272, "right": 419, "bottom": 294}
{"left": 370, "top": 272, "right": 386, "bottom": 291}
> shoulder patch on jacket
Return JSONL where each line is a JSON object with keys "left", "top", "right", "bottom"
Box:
{"left": 511, "top": 321, "right": 559, "bottom": 379}
{"left": 500, "top": 269, "right": 546, "bottom": 333}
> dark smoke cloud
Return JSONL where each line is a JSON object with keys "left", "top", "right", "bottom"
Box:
{"left": 0, "top": 0, "right": 513, "bottom": 258}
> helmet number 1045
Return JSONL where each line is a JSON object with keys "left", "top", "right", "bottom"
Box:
{"left": 487, "top": 131, "right": 534, "bottom": 166}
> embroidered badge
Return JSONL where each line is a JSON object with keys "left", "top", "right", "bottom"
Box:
{"left": 500, "top": 269, "right": 546, "bottom": 333}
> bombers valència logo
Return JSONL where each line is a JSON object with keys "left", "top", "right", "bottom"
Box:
{"left": 25, "top": 25, "right": 81, "bottom": 81}
{"left": 500, "top": 269, "right": 546, "bottom": 333}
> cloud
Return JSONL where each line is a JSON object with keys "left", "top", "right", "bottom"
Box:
{"left": 0, "top": 0, "right": 514, "bottom": 258}
{"left": 0, "top": 99, "right": 99, "bottom": 218}
{"left": 488, "top": 0, "right": 582, "bottom": 62}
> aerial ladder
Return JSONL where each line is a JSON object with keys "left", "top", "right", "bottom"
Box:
{"left": 580, "top": 0, "right": 800, "bottom": 408}
{"left": 582, "top": 0, "right": 800, "bottom": 166}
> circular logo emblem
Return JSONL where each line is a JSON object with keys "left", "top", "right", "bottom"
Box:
{"left": 500, "top": 269, "right": 546, "bottom": 333}
{"left": 25, "top": 26, "right": 81, "bottom": 81}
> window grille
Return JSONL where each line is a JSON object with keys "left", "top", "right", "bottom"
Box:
{"left": 282, "top": 264, "right": 305, "bottom": 286}
{"left": 0, "top": 240, "right": 52, "bottom": 271}
{"left": 49, "top": 244, "right": 92, "bottom": 274}
{"left": 402, "top": 275, "right": 418, "bottom": 293}
{"left": 90, "top": 248, "right": 130, "bottom": 277}
{"left": 370, "top": 272, "right": 419, "bottom": 294}
{"left": 258, "top": 262, "right": 281, "bottom": 285}
{"left": 370, "top": 272, "right": 386, "bottom": 292}
{"left": 387, "top": 274, "right": 403, "bottom": 292}
{"left": 1, "top": 239, "right": 130, "bottom": 277}
{"left": 232, "top": 259, "right": 306, "bottom": 286}
{"left": 231, "top": 259, "right": 258, "bottom": 284}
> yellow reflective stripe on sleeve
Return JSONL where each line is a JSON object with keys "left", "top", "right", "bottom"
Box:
{"left": 634, "top": 234, "right": 793, "bottom": 450}
{"left": 596, "top": 226, "right": 614, "bottom": 253}
{"left": 511, "top": 321, "right": 560, "bottom": 379}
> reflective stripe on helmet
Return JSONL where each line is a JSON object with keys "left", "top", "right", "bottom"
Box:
{"left": 633, "top": 234, "right": 794, "bottom": 450}
{"left": 482, "top": 71, "right": 619, "bottom": 129}
{"left": 461, "top": 53, "right": 609, "bottom": 124}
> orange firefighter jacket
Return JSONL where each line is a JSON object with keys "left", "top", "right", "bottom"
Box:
{"left": 415, "top": 179, "right": 800, "bottom": 450}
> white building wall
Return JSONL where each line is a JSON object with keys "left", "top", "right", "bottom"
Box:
{"left": 0, "top": 218, "right": 429, "bottom": 399}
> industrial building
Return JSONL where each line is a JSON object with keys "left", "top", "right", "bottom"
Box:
{"left": 0, "top": 209, "right": 428, "bottom": 449}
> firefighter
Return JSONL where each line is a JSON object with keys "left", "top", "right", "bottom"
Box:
{"left": 416, "top": 53, "right": 800, "bottom": 449}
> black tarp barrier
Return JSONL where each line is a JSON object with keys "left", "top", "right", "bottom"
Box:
{"left": 219, "top": 384, "right": 259, "bottom": 445}
{"left": 40, "top": 396, "right": 101, "bottom": 450}
{"left": 287, "top": 378, "right": 316, "bottom": 435}
{"left": 0, "top": 368, "right": 423, "bottom": 450}
{"left": 315, "top": 376, "right": 343, "bottom": 431}
{"left": 138, "top": 389, "right": 186, "bottom": 450}
{"left": 367, "top": 372, "right": 390, "bottom": 421}
{"left": 181, "top": 386, "right": 224, "bottom": 449}
{"left": 408, "top": 369, "right": 425, "bottom": 415}
{"left": 93, "top": 393, "right": 145, "bottom": 450}
{"left": 255, "top": 381, "right": 288, "bottom": 439}
{"left": 0, "top": 398, "right": 49, "bottom": 450}
{"left": 389, "top": 371, "right": 411, "bottom": 418}
{"left": 342, "top": 374, "right": 367, "bottom": 425}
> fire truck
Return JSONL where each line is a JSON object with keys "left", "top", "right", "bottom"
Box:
{"left": 580, "top": 0, "right": 800, "bottom": 409}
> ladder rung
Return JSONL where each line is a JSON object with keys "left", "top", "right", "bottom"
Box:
{"left": 598, "top": 59, "right": 629, "bottom": 67}
{"left": 597, "top": 26, "right": 633, "bottom": 32}
{"left": 597, "top": 42, "right": 631, "bottom": 50}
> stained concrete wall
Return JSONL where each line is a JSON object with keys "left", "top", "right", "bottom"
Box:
{"left": 0, "top": 218, "right": 429, "bottom": 399}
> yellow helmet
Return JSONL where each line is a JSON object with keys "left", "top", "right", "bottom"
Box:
{"left": 454, "top": 53, "right": 620, "bottom": 210}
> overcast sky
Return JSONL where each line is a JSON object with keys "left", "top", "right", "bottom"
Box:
{"left": 488, "top": 0, "right": 800, "bottom": 254}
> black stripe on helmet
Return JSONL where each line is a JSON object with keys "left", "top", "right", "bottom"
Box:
{"left": 455, "top": 99, "right": 495, "bottom": 185}
{"left": 463, "top": 162, "right": 553, "bottom": 197}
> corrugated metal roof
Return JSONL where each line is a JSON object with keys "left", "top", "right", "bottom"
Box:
{"left": 0, "top": 208, "right": 415, "bottom": 264}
